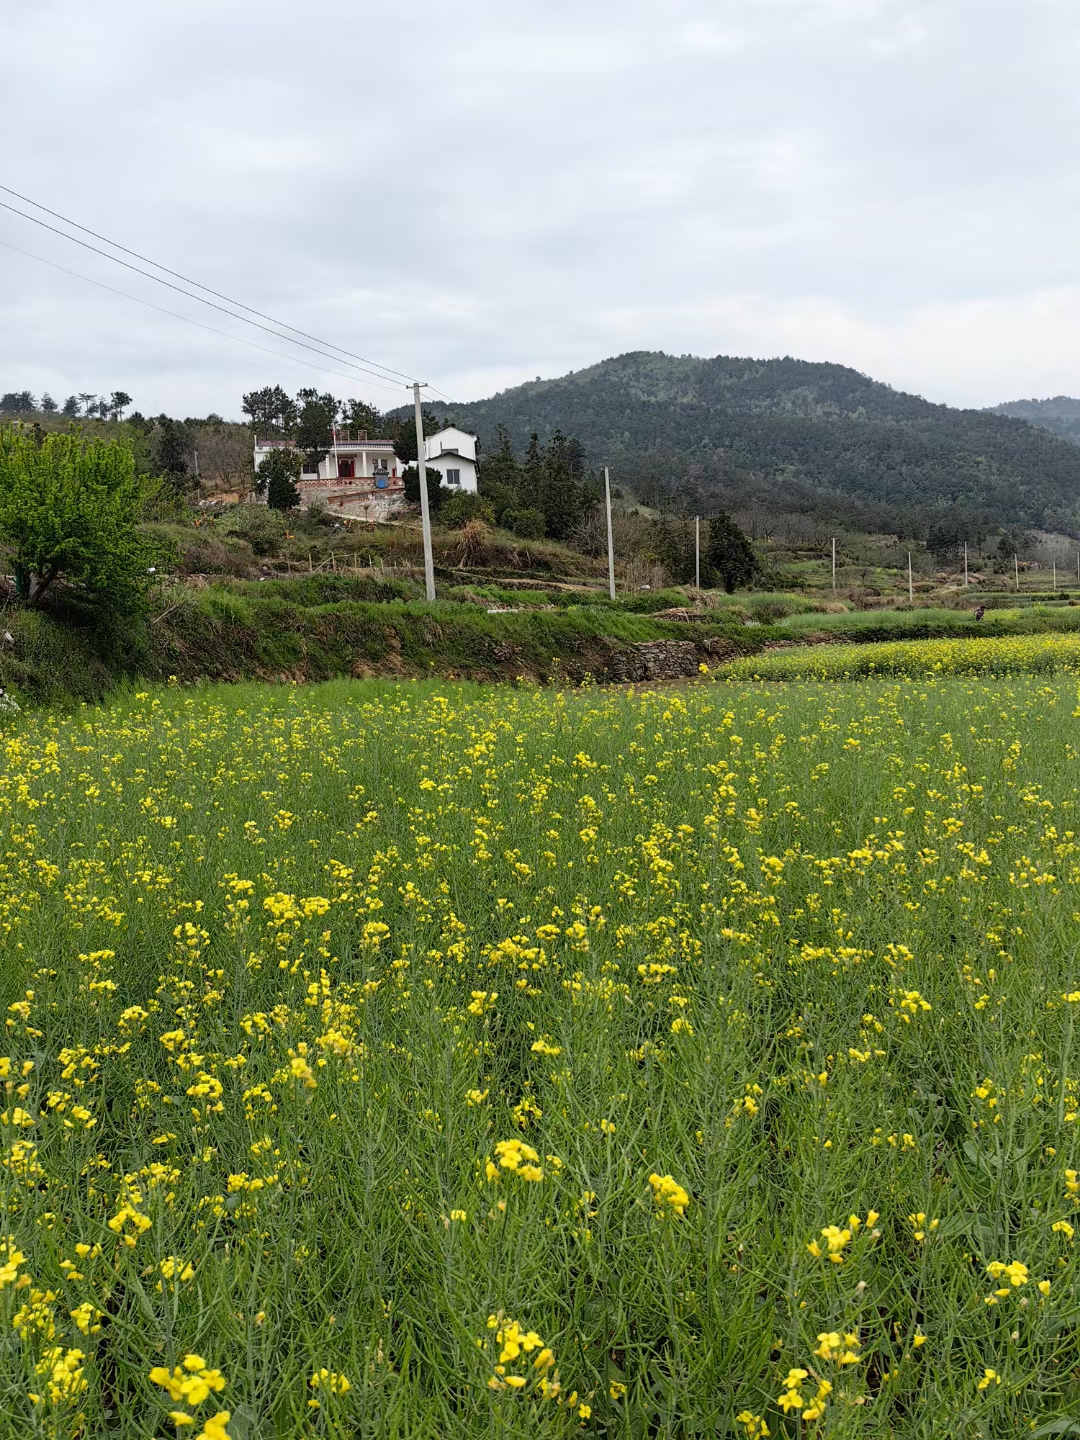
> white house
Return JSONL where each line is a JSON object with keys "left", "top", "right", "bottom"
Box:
{"left": 252, "top": 431, "right": 405, "bottom": 519}
{"left": 424, "top": 427, "right": 478, "bottom": 494}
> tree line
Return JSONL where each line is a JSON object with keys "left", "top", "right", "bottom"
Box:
{"left": 0, "top": 390, "right": 132, "bottom": 420}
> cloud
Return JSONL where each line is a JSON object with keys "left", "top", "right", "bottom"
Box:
{"left": 1, "top": 0, "right": 1079, "bottom": 417}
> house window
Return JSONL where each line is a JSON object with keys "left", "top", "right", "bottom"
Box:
{"left": 446, "top": 468, "right": 461, "bottom": 487}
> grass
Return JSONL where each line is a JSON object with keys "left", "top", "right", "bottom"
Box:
{"left": 2, "top": 672, "right": 1080, "bottom": 1435}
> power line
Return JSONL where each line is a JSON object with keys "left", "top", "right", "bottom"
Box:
{"left": 0, "top": 196, "right": 418, "bottom": 393}
{"left": 0, "top": 182, "right": 420, "bottom": 388}
{"left": 0, "top": 235, "right": 407, "bottom": 397}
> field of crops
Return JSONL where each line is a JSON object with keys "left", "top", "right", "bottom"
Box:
{"left": 3, "top": 673, "right": 1080, "bottom": 1437}
{"left": 723, "top": 629, "right": 1080, "bottom": 682}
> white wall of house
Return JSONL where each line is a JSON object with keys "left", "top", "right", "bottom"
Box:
{"left": 424, "top": 427, "right": 479, "bottom": 494}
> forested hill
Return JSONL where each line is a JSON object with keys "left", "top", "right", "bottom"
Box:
{"left": 989, "top": 396, "right": 1080, "bottom": 448}
{"left": 425, "top": 352, "right": 1080, "bottom": 535}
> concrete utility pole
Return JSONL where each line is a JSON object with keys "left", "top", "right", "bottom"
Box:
{"left": 412, "top": 383, "right": 436, "bottom": 603}
{"left": 831, "top": 537, "right": 836, "bottom": 591}
{"left": 964, "top": 542, "right": 969, "bottom": 586}
{"left": 1014, "top": 554, "right": 1019, "bottom": 592}
{"left": 907, "top": 551, "right": 913, "bottom": 603}
{"left": 603, "top": 466, "right": 616, "bottom": 600}
{"left": 1054, "top": 560, "right": 1058, "bottom": 592}
{"left": 694, "top": 515, "right": 700, "bottom": 591}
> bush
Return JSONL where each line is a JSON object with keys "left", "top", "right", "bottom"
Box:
{"left": 438, "top": 493, "right": 495, "bottom": 530}
{"left": 504, "top": 508, "right": 545, "bottom": 539}
{"left": 215, "top": 504, "right": 286, "bottom": 556}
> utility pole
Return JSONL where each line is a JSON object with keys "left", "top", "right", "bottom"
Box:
{"left": 831, "top": 537, "right": 836, "bottom": 591}
{"left": 1054, "top": 560, "right": 1058, "bottom": 593}
{"left": 907, "top": 551, "right": 913, "bottom": 603}
{"left": 412, "top": 383, "right": 436, "bottom": 602}
{"left": 964, "top": 542, "right": 969, "bottom": 586}
{"left": 694, "top": 515, "right": 700, "bottom": 591}
{"left": 194, "top": 447, "right": 200, "bottom": 505}
{"left": 603, "top": 466, "right": 616, "bottom": 600}
{"left": 1014, "top": 554, "right": 1019, "bottom": 592}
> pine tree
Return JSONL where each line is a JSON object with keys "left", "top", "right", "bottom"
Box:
{"left": 260, "top": 449, "right": 303, "bottom": 511}
{"left": 704, "top": 511, "right": 759, "bottom": 593}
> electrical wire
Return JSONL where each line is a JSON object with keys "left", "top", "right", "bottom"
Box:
{"left": 0, "top": 234, "right": 407, "bottom": 396}
{"left": 0, "top": 197, "right": 419, "bottom": 393}
{"left": 0, "top": 181, "right": 423, "bottom": 387}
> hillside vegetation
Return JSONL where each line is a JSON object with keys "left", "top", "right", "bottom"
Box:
{"left": 424, "top": 352, "right": 1080, "bottom": 536}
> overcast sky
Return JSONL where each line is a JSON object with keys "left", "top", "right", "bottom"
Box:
{"left": 2, "top": 0, "right": 1079, "bottom": 418}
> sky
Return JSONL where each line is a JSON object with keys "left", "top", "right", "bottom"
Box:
{"left": 2, "top": 0, "right": 1079, "bottom": 418}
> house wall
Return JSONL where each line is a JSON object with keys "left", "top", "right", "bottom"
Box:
{"left": 425, "top": 427, "right": 477, "bottom": 463}
{"left": 425, "top": 454, "right": 478, "bottom": 494}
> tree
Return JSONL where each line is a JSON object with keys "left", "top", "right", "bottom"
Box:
{"left": 478, "top": 425, "right": 521, "bottom": 521}
{"left": 109, "top": 391, "right": 132, "bottom": 421}
{"left": 0, "top": 392, "right": 35, "bottom": 414}
{"left": 153, "top": 418, "right": 192, "bottom": 488}
{"left": 78, "top": 393, "right": 97, "bottom": 418}
{"left": 402, "top": 464, "right": 444, "bottom": 511}
{"left": 295, "top": 389, "right": 339, "bottom": 471}
{"left": 40, "top": 393, "right": 57, "bottom": 415}
{"left": 704, "top": 511, "right": 759, "bottom": 592}
{"left": 259, "top": 448, "right": 303, "bottom": 511}
{"left": 241, "top": 385, "right": 297, "bottom": 434}
{"left": 0, "top": 424, "right": 165, "bottom": 615}
{"left": 342, "top": 398, "right": 381, "bottom": 435}
{"left": 62, "top": 396, "right": 80, "bottom": 417}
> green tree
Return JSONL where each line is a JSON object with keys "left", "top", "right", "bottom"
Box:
{"left": 402, "top": 464, "right": 444, "bottom": 512}
{"left": 241, "top": 385, "right": 297, "bottom": 434}
{"left": 704, "top": 511, "right": 759, "bottom": 592}
{"left": 258, "top": 448, "right": 303, "bottom": 511}
{"left": 40, "top": 393, "right": 57, "bottom": 415}
{"left": 295, "top": 389, "right": 339, "bottom": 471}
{"left": 478, "top": 425, "right": 521, "bottom": 521}
{"left": 0, "top": 392, "right": 35, "bottom": 414}
{"left": 0, "top": 425, "right": 165, "bottom": 614}
{"left": 153, "top": 417, "right": 192, "bottom": 490}
{"left": 109, "top": 391, "right": 132, "bottom": 421}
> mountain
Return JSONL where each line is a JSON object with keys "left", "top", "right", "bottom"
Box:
{"left": 988, "top": 396, "right": 1080, "bottom": 448}
{"left": 422, "top": 353, "right": 1080, "bottom": 537}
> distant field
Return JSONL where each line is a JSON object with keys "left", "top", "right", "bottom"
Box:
{"left": 3, "top": 674, "right": 1080, "bottom": 1435}
{"left": 724, "top": 629, "right": 1080, "bottom": 680}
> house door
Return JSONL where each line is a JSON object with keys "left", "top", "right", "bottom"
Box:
{"left": 338, "top": 458, "right": 354, "bottom": 478}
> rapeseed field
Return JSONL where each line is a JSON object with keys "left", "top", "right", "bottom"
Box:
{"left": 1, "top": 673, "right": 1080, "bottom": 1437}
{"left": 723, "top": 629, "right": 1080, "bottom": 682}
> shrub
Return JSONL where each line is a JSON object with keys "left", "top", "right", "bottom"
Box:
{"left": 439, "top": 493, "right": 495, "bottom": 530}
{"left": 504, "top": 508, "right": 545, "bottom": 539}
{"left": 215, "top": 504, "right": 286, "bottom": 556}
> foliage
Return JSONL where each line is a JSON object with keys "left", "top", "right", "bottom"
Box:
{"left": 0, "top": 425, "right": 165, "bottom": 616}
{"left": 294, "top": 388, "right": 339, "bottom": 470}
{"left": 504, "top": 507, "right": 545, "bottom": 539}
{"left": 259, "top": 449, "right": 302, "bottom": 512}
{"left": 477, "top": 428, "right": 597, "bottom": 541}
{"left": 438, "top": 492, "right": 495, "bottom": 529}
{"left": 421, "top": 350, "right": 1080, "bottom": 535}
{"left": 1, "top": 674, "right": 1080, "bottom": 1435}
{"left": 0, "top": 390, "right": 35, "bottom": 414}
{"left": 704, "top": 510, "right": 760, "bottom": 592}
{"left": 402, "top": 463, "right": 444, "bottom": 511}
{"left": 241, "top": 385, "right": 297, "bottom": 433}
{"left": 214, "top": 504, "right": 287, "bottom": 555}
